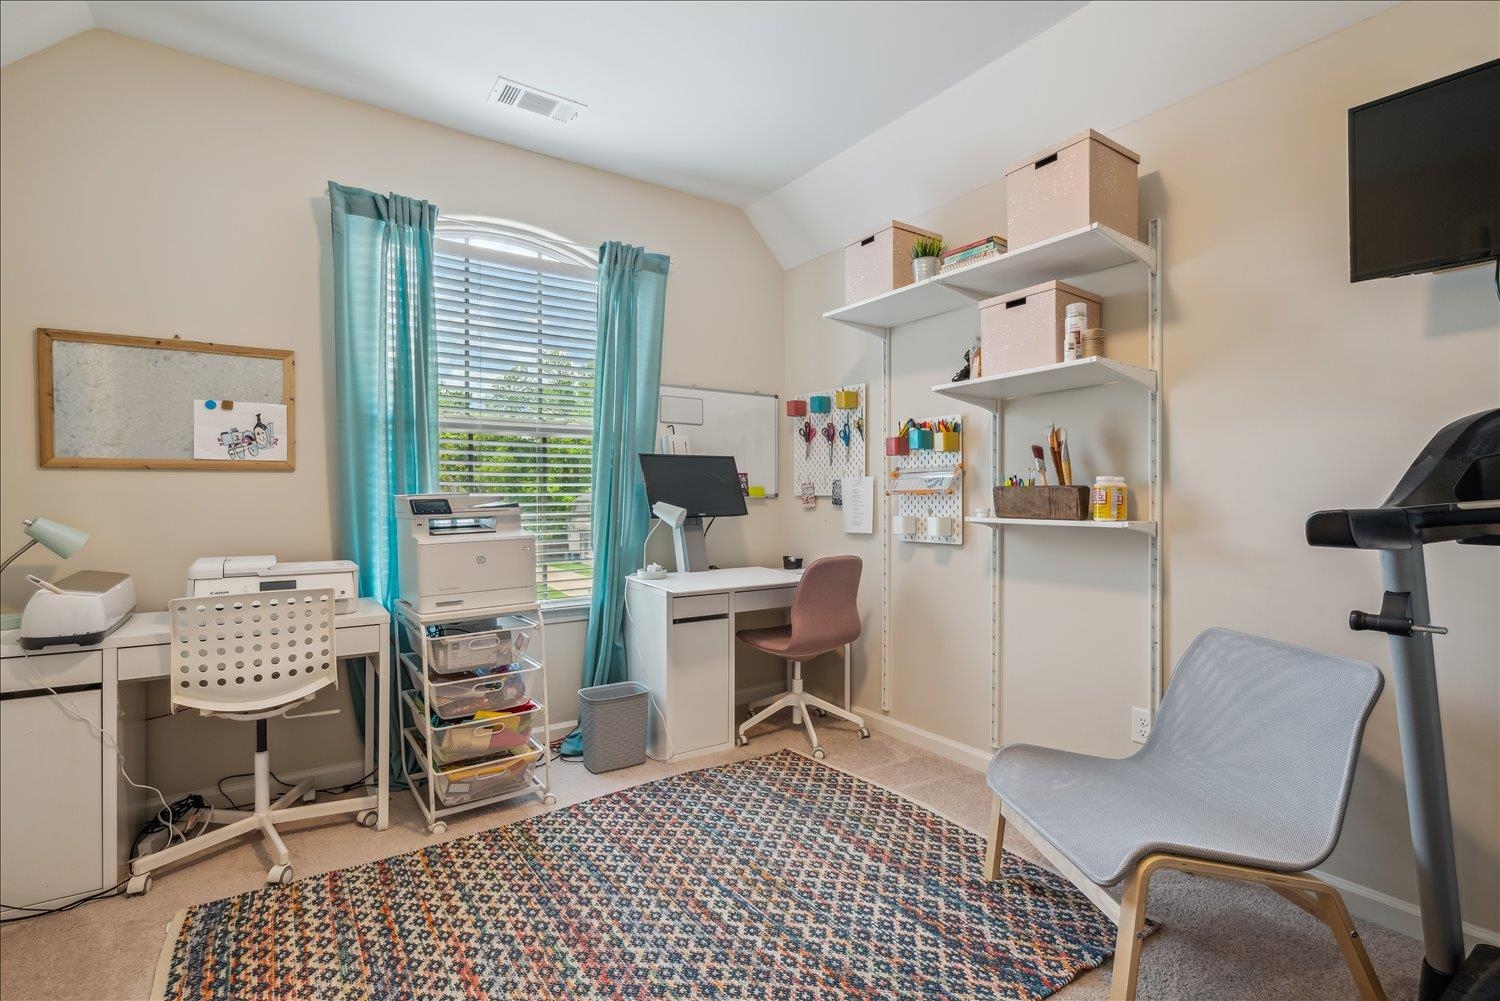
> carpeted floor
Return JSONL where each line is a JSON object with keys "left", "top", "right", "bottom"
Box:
{"left": 0, "top": 720, "right": 1425, "bottom": 1000}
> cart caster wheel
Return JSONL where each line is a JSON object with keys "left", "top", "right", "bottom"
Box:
{"left": 428, "top": 821, "right": 448, "bottom": 836}
{"left": 812, "top": 747, "right": 826, "bottom": 760}
{"left": 736, "top": 735, "right": 749, "bottom": 747}
{"left": 543, "top": 794, "right": 558, "bottom": 806}
{"left": 858, "top": 727, "right": 870, "bottom": 740}
{"left": 266, "top": 863, "right": 293, "bottom": 886}
{"left": 126, "top": 873, "right": 152, "bottom": 897}
{"left": 813, "top": 707, "right": 827, "bottom": 718}
{"left": 356, "top": 810, "right": 378, "bottom": 829}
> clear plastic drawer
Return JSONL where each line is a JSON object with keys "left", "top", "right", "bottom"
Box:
{"left": 419, "top": 737, "right": 543, "bottom": 806}
{"left": 402, "top": 655, "right": 540, "bottom": 721}
{"left": 401, "top": 613, "right": 540, "bottom": 676}
{"left": 402, "top": 690, "right": 543, "bottom": 766}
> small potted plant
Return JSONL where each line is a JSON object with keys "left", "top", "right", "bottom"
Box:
{"left": 911, "top": 235, "right": 944, "bottom": 282}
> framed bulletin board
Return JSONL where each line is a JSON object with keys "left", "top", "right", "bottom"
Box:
{"left": 36, "top": 329, "right": 296, "bottom": 471}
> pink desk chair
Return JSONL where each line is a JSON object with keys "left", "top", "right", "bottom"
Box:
{"left": 735, "top": 556, "right": 869, "bottom": 759}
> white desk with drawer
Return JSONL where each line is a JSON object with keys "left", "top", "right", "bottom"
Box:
{"left": 0, "top": 598, "right": 389, "bottom": 914}
{"left": 624, "top": 567, "right": 807, "bottom": 761}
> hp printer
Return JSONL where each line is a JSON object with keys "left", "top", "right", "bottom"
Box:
{"left": 185, "top": 556, "right": 359, "bottom": 613}
{"left": 395, "top": 494, "right": 536, "bottom": 613}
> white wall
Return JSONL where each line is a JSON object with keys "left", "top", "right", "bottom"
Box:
{"left": 782, "top": 0, "right": 1499, "bottom": 934}
{"left": 0, "top": 30, "right": 784, "bottom": 789}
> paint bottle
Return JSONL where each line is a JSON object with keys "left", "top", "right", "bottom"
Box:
{"left": 1091, "top": 476, "right": 1128, "bottom": 521}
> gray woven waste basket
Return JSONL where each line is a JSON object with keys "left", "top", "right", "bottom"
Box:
{"left": 578, "top": 681, "right": 648, "bottom": 774}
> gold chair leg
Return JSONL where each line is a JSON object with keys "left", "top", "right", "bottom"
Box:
{"left": 1310, "top": 884, "right": 1386, "bottom": 1001}
{"left": 1110, "top": 857, "right": 1160, "bottom": 1000}
{"left": 983, "top": 795, "right": 1006, "bottom": 881}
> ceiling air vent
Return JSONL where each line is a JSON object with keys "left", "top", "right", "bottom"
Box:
{"left": 488, "top": 76, "right": 585, "bottom": 124}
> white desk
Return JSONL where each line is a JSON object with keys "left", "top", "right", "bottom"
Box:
{"left": 0, "top": 598, "right": 390, "bottom": 913}
{"left": 624, "top": 567, "right": 805, "bottom": 760}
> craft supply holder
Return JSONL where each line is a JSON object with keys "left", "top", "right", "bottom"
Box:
{"left": 790, "top": 383, "right": 866, "bottom": 497}
{"left": 887, "top": 413, "right": 964, "bottom": 546}
{"left": 396, "top": 601, "right": 556, "bottom": 835}
{"left": 993, "top": 485, "right": 1091, "bottom": 521}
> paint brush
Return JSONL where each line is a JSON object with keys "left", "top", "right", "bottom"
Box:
{"left": 1031, "top": 444, "right": 1048, "bottom": 486}
{"left": 1059, "top": 428, "right": 1072, "bottom": 487}
{"left": 1047, "top": 424, "right": 1064, "bottom": 487}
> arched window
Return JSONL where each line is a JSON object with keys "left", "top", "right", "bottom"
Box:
{"left": 433, "top": 216, "right": 598, "bottom": 605}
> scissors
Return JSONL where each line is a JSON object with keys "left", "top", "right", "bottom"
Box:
{"left": 798, "top": 420, "right": 815, "bottom": 457}
{"left": 821, "top": 422, "right": 836, "bottom": 461}
{"left": 839, "top": 418, "right": 852, "bottom": 459}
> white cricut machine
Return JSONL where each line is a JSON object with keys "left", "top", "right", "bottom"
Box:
{"left": 18, "top": 570, "right": 137, "bottom": 650}
{"left": 395, "top": 494, "right": 535, "bottom": 613}
{"left": 185, "top": 556, "right": 359, "bottom": 613}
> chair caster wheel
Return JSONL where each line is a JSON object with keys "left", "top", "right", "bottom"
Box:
{"left": 356, "top": 810, "right": 378, "bottom": 829}
{"left": 858, "top": 727, "right": 870, "bottom": 739}
{"left": 267, "top": 863, "right": 293, "bottom": 886}
{"left": 543, "top": 794, "right": 558, "bottom": 806}
{"left": 813, "top": 707, "right": 827, "bottom": 718}
{"left": 812, "top": 747, "right": 826, "bottom": 760}
{"left": 428, "top": 821, "right": 448, "bottom": 836}
{"left": 126, "top": 873, "right": 152, "bottom": 897}
{"left": 736, "top": 735, "right": 749, "bottom": 747}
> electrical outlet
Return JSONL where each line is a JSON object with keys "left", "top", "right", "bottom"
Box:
{"left": 1131, "top": 707, "right": 1152, "bottom": 745}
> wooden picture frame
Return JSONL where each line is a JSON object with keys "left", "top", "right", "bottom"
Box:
{"left": 36, "top": 328, "right": 297, "bottom": 471}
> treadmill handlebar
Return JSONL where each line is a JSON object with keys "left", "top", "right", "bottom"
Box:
{"left": 1307, "top": 504, "right": 1500, "bottom": 551}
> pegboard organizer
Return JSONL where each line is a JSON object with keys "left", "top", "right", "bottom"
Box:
{"left": 888, "top": 414, "right": 965, "bottom": 546}
{"left": 789, "top": 383, "right": 866, "bottom": 497}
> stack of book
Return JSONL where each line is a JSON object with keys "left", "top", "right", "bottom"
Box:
{"left": 939, "top": 235, "right": 1008, "bottom": 272}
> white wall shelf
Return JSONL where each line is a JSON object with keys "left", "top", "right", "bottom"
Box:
{"left": 932, "top": 356, "right": 1156, "bottom": 406}
{"left": 968, "top": 517, "right": 1158, "bottom": 537}
{"left": 823, "top": 223, "right": 1156, "bottom": 333}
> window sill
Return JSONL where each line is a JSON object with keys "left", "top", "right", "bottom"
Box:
{"left": 540, "top": 599, "right": 590, "bottom": 623}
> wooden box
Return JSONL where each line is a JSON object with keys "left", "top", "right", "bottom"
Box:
{"left": 1005, "top": 129, "right": 1140, "bottom": 251}
{"left": 844, "top": 220, "right": 942, "bottom": 304}
{"left": 979, "top": 280, "right": 1101, "bottom": 375}
{"left": 993, "top": 485, "right": 1090, "bottom": 520}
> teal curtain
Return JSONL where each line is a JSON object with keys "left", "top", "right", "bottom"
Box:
{"left": 328, "top": 181, "right": 439, "bottom": 783}
{"left": 560, "top": 243, "right": 670, "bottom": 757}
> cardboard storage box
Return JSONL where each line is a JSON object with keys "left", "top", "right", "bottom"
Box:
{"left": 844, "top": 220, "right": 941, "bottom": 304}
{"left": 979, "top": 280, "right": 1101, "bottom": 374}
{"left": 1005, "top": 130, "right": 1140, "bottom": 251}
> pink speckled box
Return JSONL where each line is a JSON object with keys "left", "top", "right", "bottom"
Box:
{"left": 979, "top": 280, "right": 1101, "bottom": 374}
{"left": 1005, "top": 130, "right": 1140, "bottom": 251}
{"left": 843, "top": 220, "right": 942, "bottom": 305}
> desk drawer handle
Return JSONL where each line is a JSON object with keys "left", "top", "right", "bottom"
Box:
{"left": 672, "top": 613, "right": 729, "bottom": 625}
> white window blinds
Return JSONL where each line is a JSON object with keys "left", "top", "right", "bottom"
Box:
{"left": 432, "top": 231, "right": 598, "bottom": 604}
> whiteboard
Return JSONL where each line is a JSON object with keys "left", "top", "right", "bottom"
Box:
{"left": 657, "top": 385, "right": 779, "bottom": 497}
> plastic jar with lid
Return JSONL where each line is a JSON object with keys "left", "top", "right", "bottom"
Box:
{"left": 1091, "top": 476, "right": 1129, "bottom": 521}
{"left": 1064, "top": 303, "right": 1089, "bottom": 362}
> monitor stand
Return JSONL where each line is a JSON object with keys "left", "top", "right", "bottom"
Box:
{"left": 671, "top": 517, "right": 709, "bottom": 573}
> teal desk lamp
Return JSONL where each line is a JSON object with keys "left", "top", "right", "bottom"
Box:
{"left": 1, "top": 517, "right": 89, "bottom": 629}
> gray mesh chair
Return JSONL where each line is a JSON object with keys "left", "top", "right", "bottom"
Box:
{"left": 984, "top": 628, "right": 1386, "bottom": 1000}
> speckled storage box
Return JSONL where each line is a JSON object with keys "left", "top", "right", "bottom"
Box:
{"left": 844, "top": 220, "right": 942, "bottom": 304}
{"left": 979, "top": 280, "right": 1101, "bottom": 374}
{"left": 1005, "top": 130, "right": 1140, "bottom": 251}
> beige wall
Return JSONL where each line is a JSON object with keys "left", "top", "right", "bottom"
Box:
{"left": 0, "top": 31, "right": 784, "bottom": 788}
{"left": 782, "top": 0, "right": 1499, "bottom": 933}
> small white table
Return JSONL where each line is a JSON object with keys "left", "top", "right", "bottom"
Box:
{"left": 624, "top": 567, "right": 805, "bottom": 760}
{"left": 0, "top": 599, "right": 390, "bottom": 913}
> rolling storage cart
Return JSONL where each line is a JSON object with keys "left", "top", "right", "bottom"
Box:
{"left": 396, "top": 601, "right": 556, "bottom": 835}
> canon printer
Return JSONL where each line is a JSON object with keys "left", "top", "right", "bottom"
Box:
{"left": 185, "top": 556, "right": 359, "bottom": 613}
{"left": 395, "top": 494, "right": 536, "bottom": 613}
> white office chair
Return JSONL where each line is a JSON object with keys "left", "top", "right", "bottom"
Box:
{"left": 127, "top": 589, "right": 370, "bottom": 895}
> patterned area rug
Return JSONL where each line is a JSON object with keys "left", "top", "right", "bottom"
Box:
{"left": 155, "top": 750, "right": 1121, "bottom": 1000}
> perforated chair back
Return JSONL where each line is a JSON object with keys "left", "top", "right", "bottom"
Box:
{"left": 169, "top": 589, "right": 338, "bottom": 716}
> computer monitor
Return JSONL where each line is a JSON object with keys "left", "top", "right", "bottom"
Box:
{"left": 639, "top": 454, "right": 747, "bottom": 571}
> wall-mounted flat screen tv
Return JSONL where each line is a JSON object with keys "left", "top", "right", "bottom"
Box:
{"left": 1349, "top": 59, "right": 1499, "bottom": 282}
